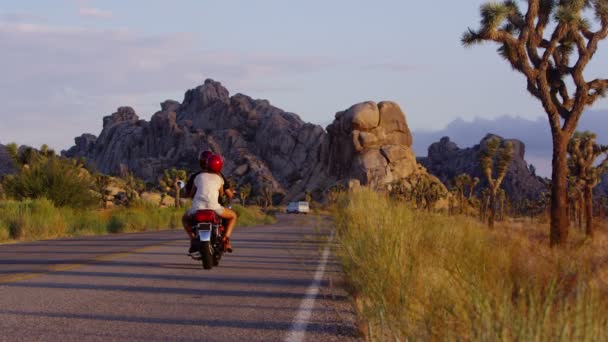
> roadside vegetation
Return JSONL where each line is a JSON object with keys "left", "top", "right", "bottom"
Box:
{"left": 335, "top": 189, "right": 608, "bottom": 341}
{"left": 0, "top": 144, "right": 275, "bottom": 243}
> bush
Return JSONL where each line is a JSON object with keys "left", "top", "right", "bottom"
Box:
{"left": 2, "top": 157, "right": 97, "bottom": 208}
{"left": 0, "top": 199, "right": 67, "bottom": 240}
{"left": 107, "top": 215, "right": 126, "bottom": 234}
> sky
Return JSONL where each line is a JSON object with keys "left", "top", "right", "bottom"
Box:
{"left": 0, "top": 0, "right": 607, "bottom": 176}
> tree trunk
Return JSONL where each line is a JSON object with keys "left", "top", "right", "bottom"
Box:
{"left": 578, "top": 195, "right": 584, "bottom": 231}
{"left": 488, "top": 190, "right": 496, "bottom": 229}
{"left": 174, "top": 184, "right": 181, "bottom": 208}
{"left": 550, "top": 135, "right": 569, "bottom": 246}
{"left": 584, "top": 185, "right": 594, "bottom": 237}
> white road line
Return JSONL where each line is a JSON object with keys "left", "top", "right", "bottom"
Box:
{"left": 284, "top": 241, "right": 332, "bottom": 342}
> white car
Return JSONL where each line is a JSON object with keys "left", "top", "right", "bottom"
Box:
{"left": 286, "top": 201, "right": 310, "bottom": 214}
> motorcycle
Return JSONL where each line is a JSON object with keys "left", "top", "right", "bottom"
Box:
{"left": 176, "top": 180, "right": 231, "bottom": 270}
{"left": 189, "top": 209, "right": 226, "bottom": 270}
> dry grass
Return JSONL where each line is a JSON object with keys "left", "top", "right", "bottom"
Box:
{"left": 334, "top": 189, "right": 608, "bottom": 341}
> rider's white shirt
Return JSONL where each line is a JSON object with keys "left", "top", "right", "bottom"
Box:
{"left": 190, "top": 172, "right": 224, "bottom": 211}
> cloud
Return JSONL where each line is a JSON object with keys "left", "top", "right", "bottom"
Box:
{"left": 0, "top": 21, "right": 336, "bottom": 150}
{"left": 412, "top": 110, "right": 608, "bottom": 177}
{"left": 78, "top": 7, "right": 113, "bottom": 19}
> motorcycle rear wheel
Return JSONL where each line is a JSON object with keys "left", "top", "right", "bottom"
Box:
{"left": 200, "top": 241, "right": 213, "bottom": 270}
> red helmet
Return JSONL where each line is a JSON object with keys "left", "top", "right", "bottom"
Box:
{"left": 199, "top": 150, "right": 213, "bottom": 169}
{"left": 207, "top": 153, "right": 224, "bottom": 173}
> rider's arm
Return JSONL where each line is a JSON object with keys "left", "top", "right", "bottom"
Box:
{"left": 185, "top": 186, "right": 196, "bottom": 199}
{"left": 184, "top": 173, "right": 197, "bottom": 198}
{"left": 220, "top": 173, "right": 234, "bottom": 199}
{"left": 224, "top": 188, "right": 235, "bottom": 199}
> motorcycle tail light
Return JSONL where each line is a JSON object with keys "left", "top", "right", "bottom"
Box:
{"left": 194, "top": 210, "right": 217, "bottom": 223}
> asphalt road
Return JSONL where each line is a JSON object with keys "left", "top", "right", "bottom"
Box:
{"left": 0, "top": 214, "right": 358, "bottom": 342}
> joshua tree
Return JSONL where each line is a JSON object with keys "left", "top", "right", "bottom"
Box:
{"left": 463, "top": 0, "right": 608, "bottom": 245}
{"left": 453, "top": 174, "right": 470, "bottom": 214}
{"left": 304, "top": 191, "right": 312, "bottom": 203}
{"left": 5, "top": 143, "right": 54, "bottom": 168}
{"left": 567, "top": 131, "right": 608, "bottom": 236}
{"left": 402, "top": 175, "right": 447, "bottom": 211}
{"left": 327, "top": 183, "right": 347, "bottom": 204}
{"left": 39, "top": 144, "right": 56, "bottom": 158}
{"left": 567, "top": 176, "right": 584, "bottom": 229}
{"left": 497, "top": 188, "right": 507, "bottom": 221}
{"left": 448, "top": 188, "right": 458, "bottom": 215}
{"left": 159, "top": 168, "right": 187, "bottom": 208}
{"left": 453, "top": 174, "right": 480, "bottom": 214}
{"left": 94, "top": 174, "right": 112, "bottom": 209}
{"left": 479, "top": 137, "right": 514, "bottom": 228}
{"left": 122, "top": 171, "right": 145, "bottom": 205}
{"left": 480, "top": 188, "right": 492, "bottom": 222}
{"left": 239, "top": 183, "right": 252, "bottom": 207}
{"left": 260, "top": 181, "right": 274, "bottom": 208}
{"left": 424, "top": 181, "right": 448, "bottom": 212}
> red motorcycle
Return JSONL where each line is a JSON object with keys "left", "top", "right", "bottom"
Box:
{"left": 190, "top": 210, "right": 226, "bottom": 270}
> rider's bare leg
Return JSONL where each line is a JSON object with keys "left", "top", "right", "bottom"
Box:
{"left": 219, "top": 208, "right": 237, "bottom": 238}
{"left": 181, "top": 213, "right": 195, "bottom": 239}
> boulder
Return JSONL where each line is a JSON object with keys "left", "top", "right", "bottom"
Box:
{"left": 346, "top": 101, "right": 380, "bottom": 131}
{"left": 287, "top": 99, "right": 441, "bottom": 201}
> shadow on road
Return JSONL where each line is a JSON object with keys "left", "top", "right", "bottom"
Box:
{"left": 0, "top": 309, "right": 358, "bottom": 337}
{"left": 1, "top": 282, "right": 347, "bottom": 301}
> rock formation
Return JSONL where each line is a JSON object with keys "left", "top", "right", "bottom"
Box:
{"left": 596, "top": 174, "right": 608, "bottom": 197}
{"left": 0, "top": 144, "right": 16, "bottom": 176}
{"left": 417, "top": 135, "right": 547, "bottom": 203}
{"left": 64, "top": 79, "right": 432, "bottom": 202}
{"left": 64, "top": 79, "right": 324, "bottom": 199}
{"left": 286, "top": 100, "right": 438, "bottom": 200}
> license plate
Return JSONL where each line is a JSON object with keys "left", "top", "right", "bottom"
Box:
{"left": 197, "top": 224, "right": 212, "bottom": 241}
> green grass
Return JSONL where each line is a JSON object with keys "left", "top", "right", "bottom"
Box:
{"left": 334, "top": 189, "right": 608, "bottom": 341}
{"left": 233, "top": 204, "right": 277, "bottom": 226}
{"left": 0, "top": 199, "right": 273, "bottom": 243}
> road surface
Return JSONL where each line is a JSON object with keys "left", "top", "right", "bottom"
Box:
{"left": 0, "top": 214, "right": 358, "bottom": 342}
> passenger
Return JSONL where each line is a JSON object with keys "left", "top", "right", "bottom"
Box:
{"left": 182, "top": 151, "right": 237, "bottom": 254}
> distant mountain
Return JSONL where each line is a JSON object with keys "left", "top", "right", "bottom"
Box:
{"left": 418, "top": 135, "right": 547, "bottom": 204}
{"left": 413, "top": 110, "right": 608, "bottom": 177}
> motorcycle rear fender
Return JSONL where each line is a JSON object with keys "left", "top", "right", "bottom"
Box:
{"left": 197, "top": 223, "right": 212, "bottom": 241}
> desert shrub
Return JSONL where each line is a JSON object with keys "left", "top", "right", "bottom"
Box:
{"left": 2, "top": 157, "right": 97, "bottom": 208}
{"left": 106, "top": 215, "right": 126, "bottom": 234}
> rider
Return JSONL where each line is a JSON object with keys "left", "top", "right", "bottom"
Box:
{"left": 182, "top": 151, "right": 237, "bottom": 254}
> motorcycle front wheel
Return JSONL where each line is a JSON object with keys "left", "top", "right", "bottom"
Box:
{"left": 200, "top": 241, "right": 213, "bottom": 270}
